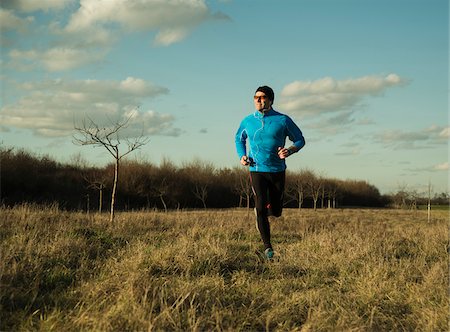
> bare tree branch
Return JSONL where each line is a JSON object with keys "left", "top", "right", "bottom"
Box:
{"left": 73, "top": 112, "right": 149, "bottom": 222}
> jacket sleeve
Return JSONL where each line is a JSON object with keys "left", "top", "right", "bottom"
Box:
{"left": 235, "top": 120, "right": 247, "bottom": 160}
{"left": 285, "top": 116, "right": 305, "bottom": 151}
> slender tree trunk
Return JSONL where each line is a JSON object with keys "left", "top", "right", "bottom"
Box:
{"left": 321, "top": 188, "right": 325, "bottom": 208}
{"left": 160, "top": 194, "right": 167, "bottom": 212}
{"left": 297, "top": 190, "right": 303, "bottom": 209}
{"left": 203, "top": 188, "right": 207, "bottom": 209}
{"left": 110, "top": 158, "right": 119, "bottom": 223}
{"left": 99, "top": 184, "right": 103, "bottom": 213}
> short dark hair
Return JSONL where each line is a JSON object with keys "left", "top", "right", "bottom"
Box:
{"left": 255, "top": 86, "right": 274, "bottom": 102}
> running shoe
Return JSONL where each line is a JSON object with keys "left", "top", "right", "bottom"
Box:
{"left": 265, "top": 248, "right": 274, "bottom": 260}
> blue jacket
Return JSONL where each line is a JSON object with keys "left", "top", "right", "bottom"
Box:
{"left": 235, "top": 109, "right": 305, "bottom": 172}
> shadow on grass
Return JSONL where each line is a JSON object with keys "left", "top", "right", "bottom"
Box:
{"left": 1, "top": 227, "right": 128, "bottom": 330}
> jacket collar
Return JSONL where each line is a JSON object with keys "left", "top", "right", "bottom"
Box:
{"left": 253, "top": 108, "right": 275, "bottom": 118}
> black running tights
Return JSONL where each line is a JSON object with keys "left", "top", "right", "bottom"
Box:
{"left": 250, "top": 171, "right": 285, "bottom": 249}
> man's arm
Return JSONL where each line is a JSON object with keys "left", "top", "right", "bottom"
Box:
{"left": 235, "top": 121, "right": 248, "bottom": 163}
{"left": 278, "top": 116, "right": 305, "bottom": 159}
{"left": 286, "top": 116, "right": 305, "bottom": 151}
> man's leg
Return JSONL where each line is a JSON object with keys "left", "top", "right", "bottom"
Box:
{"left": 267, "top": 171, "right": 286, "bottom": 217}
{"left": 250, "top": 172, "right": 272, "bottom": 250}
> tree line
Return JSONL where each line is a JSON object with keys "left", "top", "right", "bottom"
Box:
{"left": 1, "top": 147, "right": 444, "bottom": 212}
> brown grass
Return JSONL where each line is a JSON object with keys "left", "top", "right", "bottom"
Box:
{"left": 1, "top": 205, "right": 448, "bottom": 331}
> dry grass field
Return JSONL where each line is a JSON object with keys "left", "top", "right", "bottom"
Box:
{"left": 1, "top": 205, "right": 448, "bottom": 331}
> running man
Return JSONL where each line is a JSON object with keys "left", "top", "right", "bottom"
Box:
{"left": 235, "top": 85, "right": 305, "bottom": 259}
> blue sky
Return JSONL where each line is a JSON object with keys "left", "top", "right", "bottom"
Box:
{"left": 1, "top": 0, "right": 448, "bottom": 195}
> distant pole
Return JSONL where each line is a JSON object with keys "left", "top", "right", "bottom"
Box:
{"left": 427, "top": 181, "right": 431, "bottom": 223}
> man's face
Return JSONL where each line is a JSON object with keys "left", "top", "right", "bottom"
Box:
{"left": 253, "top": 91, "right": 272, "bottom": 112}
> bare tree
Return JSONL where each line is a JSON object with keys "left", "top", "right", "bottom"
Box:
{"left": 73, "top": 115, "right": 149, "bottom": 222}
{"left": 286, "top": 170, "right": 311, "bottom": 209}
{"left": 324, "top": 178, "right": 339, "bottom": 209}
{"left": 183, "top": 159, "right": 214, "bottom": 209}
{"left": 320, "top": 185, "right": 326, "bottom": 209}
{"left": 152, "top": 177, "right": 170, "bottom": 212}
{"left": 409, "top": 189, "right": 420, "bottom": 210}
{"left": 154, "top": 158, "right": 182, "bottom": 211}
{"left": 233, "top": 167, "right": 253, "bottom": 209}
{"left": 306, "top": 171, "right": 322, "bottom": 211}
{"left": 82, "top": 167, "right": 108, "bottom": 213}
{"left": 194, "top": 183, "right": 208, "bottom": 209}
{"left": 392, "top": 184, "right": 410, "bottom": 209}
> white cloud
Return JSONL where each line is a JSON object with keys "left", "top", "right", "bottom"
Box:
{"left": 50, "top": 24, "right": 116, "bottom": 48}
{"left": 21, "top": 77, "right": 169, "bottom": 97}
{"left": 2, "top": 0, "right": 229, "bottom": 72}
{"left": 279, "top": 74, "right": 405, "bottom": 117}
{"left": 0, "top": 8, "right": 34, "bottom": 32}
{"left": 434, "top": 162, "right": 449, "bottom": 171}
{"left": 373, "top": 125, "right": 449, "bottom": 149}
{"left": 154, "top": 28, "right": 189, "bottom": 46}
{"left": 0, "top": 77, "right": 180, "bottom": 138}
{"left": 1, "top": 0, "right": 76, "bottom": 12}
{"left": 66, "top": 0, "right": 201, "bottom": 31}
{"left": 64, "top": 0, "right": 228, "bottom": 46}
{"left": 0, "top": 8, "right": 34, "bottom": 48}
{"left": 305, "top": 110, "right": 355, "bottom": 134}
{"left": 376, "top": 130, "right": 429, "bottom": 143}
{"left": 439, "top": 127, "right": 450, "bottom": 138}
{"left": 9, "top": 47, "right": 108, "bottom": 72}
{"left": 406, "top": 162, "right": 450, "bottom": 173}
{"left": 119, "top": 77, "right": 159, "bottom": 95}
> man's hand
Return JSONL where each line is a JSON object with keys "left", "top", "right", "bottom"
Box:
{"left": 277, "top": 147, "right": 290, "bottom": 159}
{"left": 240, "top": 156, "right": 250, "bottom": 166}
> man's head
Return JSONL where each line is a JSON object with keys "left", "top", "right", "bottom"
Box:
{"left": 254, "top": 85, "right": 274, "bottom": 112}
